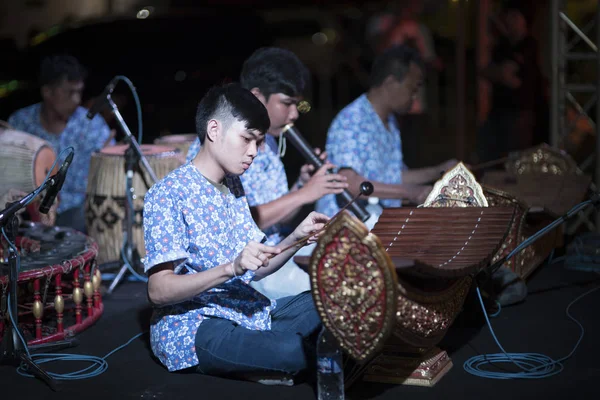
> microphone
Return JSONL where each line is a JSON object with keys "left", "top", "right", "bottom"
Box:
{"left": 39, "top": 151, "right": 75, "bottom": 214}
{"left": 86, "top": 77, "right": 119, "bottom": 120}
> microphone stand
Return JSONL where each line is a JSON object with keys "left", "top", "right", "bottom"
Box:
{"left": 475, "top": 192, "right": 600, "bottom": 286}
{"left": 101, "top": 94, "right": 157, "bottom": 295}
{"left": 0, "top": 179, "right": 79, "bottom": 391}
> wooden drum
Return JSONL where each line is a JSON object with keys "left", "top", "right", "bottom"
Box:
{"left": 0, "top": 128, "right": 58, "bottom": 225}
{"left": 154, "top": 134, "right": 197, "bottom": 163}
{"left": 85, "top": 144, "right": 183, "bottom": 265}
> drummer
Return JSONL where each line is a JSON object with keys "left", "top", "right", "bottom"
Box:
{"left": 8, "top": 54, "right": 114, "bottom": 233}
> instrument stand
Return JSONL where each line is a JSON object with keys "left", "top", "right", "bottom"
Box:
{"left": 0, "top": 186, "right": 77, "bottom": 391}
{"left": 102, "top": 94, "right": 158, "bottom": 295}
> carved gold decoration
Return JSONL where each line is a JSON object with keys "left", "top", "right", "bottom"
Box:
{"left": 506, "top": 143, "right": 580, "bottom": 176}
{"left": 92, "top": 274, "right": 101, "bottom": 292}
{"left": 310, "top": 211, "right": 398, "bottom": 362}
{"left": 393, "top": 276, "right": 472, "bottom": 348}
{"left": 424, "top": 162, "right": 488, "bottom": 207}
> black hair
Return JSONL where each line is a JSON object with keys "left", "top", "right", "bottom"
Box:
{"left": 39, "top": 54, "right": 87, "bottom": 87}
{"left": 239, "top": 47, "right": 310, "bottom": 100}
{"left": 195, "top": 82, "right": 270, "bottom": 145}
{"left": 369, "top": 45, "right": 424, "bottom": 88}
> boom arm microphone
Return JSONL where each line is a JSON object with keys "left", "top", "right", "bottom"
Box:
{"left": 282, "top": 124, "right": 371, "bottom": 222}
{"left": 86, "top": 77, "right": 119, "bottom": 120}
{"left": 39, "top": 151, "right": 75, "bottom": 214}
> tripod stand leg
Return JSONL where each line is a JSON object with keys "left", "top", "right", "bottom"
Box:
{"left": 19, "top": 353, "right": 58, "bottom": 392}
{"left": 106, "top": 263, "right": 129, "bottom": 295}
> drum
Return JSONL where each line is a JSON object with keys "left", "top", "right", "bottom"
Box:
{"left": 0, "top": 222, "right": 102, "bottom": 346}
{"left": 85, "top": 144, "right": 182, "bottom": 265}
{"left": 0, "top": 128, "right": 58, "bottom": 225}
{"left": 154, "top": 134, "right": 197, "bottom": 163}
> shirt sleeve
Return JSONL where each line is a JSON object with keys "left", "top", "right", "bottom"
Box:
{"left": 91, "top": 115, "right": 112, "bottom": 149}
{"left": 326, "top": 113, "right": 368, "bottom": 175}
{"left": 142, "top": 185, "right": 190, "bottom": 274}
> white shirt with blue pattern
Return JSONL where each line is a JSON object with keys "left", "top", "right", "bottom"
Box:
{"left": 8, "top": 103, "right": 111, "bottom": 213}
{"left": 186, "top": 135, "right": 289, "bottom": 245}
{"left": 316, "top": 94, "right": 405, "bottom": 217}
{"left": 143, "top": 163, "right": 275, "bottom": 372}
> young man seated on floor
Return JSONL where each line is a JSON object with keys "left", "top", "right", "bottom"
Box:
{"left": 142, "top": 83, "right": 326, "bottom": 384}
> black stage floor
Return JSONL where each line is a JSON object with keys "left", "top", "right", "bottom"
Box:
{"left": 1, "top": 260, "right": 599, "bottom": 400}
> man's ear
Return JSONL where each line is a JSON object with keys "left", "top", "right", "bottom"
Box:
{"left": 250, "top": 87, "right": 267, "bottom": 105}
{"left": 205, "top": 119, "right": 220, "bottom": 142}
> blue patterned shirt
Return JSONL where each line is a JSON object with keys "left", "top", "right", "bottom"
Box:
{"left": 8, "top": 103, "right": 111, "bottom": 213}
{"left": 316, "top": 94, "right": 405, "bottom": 217}
{"left": 186, "top": 135, "right": 289, "bottom": 245}
{"left": 142, "top": 163, "right": 275, "bottom": 372}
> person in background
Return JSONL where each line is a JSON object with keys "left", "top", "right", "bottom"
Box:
{"left": 8, "top": 54, "right": 113, "bottom": 233}
{"left": 316, "top": 45, "right": 457, "bottom": 218}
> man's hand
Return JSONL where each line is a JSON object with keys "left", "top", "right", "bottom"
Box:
{"left": 233, "top": 241, "right": 281, "bottom": 275}
{"left": 299, "top": 162, "right": 348, "bottom": 203}
{"left": 405, "top": 184, "right": 432, "bottom": 205}
{"left": 298, "top": 148, "right": 328, "bottom": 186}
{"left": 291, "top": 211, "right": 330, "bottom": 245}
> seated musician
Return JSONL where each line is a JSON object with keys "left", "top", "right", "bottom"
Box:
{"left": 316, "top": 45, "right": 458, "bottom": 217}
{"left": 143, "top": 83, "right": 325, "bottom": 384}
{"left": 8, "top": 55, "right": 114, "bottom": 233}
{"left": 186, "top": 47, "right": 348, "bottom": 299}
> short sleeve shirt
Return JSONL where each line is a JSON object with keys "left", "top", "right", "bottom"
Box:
{"left": 142, "top": 163, "right": 275, "bottom": 371}
{"left": 8, "top": 103, "right": 111, "bottom": 213}
{"left": 316, "top": 94, "right": 404, "bottom": 217}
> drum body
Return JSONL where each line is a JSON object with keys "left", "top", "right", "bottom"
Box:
{"left": 0, "top": 129, "right": 58, "bottom": 225}
{"left": 0, "top": 223, "right": 102, "bottom": 346}
{"left": 154, "top": 134, "right": 197, "bottom": 163}
{"left": 85, "top": 144, "right": 182, "bottom": 265}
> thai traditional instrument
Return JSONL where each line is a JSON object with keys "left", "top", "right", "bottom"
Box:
{"left": 0, "top": 129, "right": 58, "bottom": 225}
{"left": 282, "top": 123, "right": 371, "bottom": 222}
{"left": 85, "top": 144, "right": 182, "bottom": 265}
{"left": 480, "top": 143, "right": 589, "bottom": 279}
{"left": 0, "top": 222, "right": 102, "bottom": 346}
{"left": 309, "top": 163, "right": 517, "bottom": 387}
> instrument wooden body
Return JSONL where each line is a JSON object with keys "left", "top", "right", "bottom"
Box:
{"left": 309, "top": 163, "right": 517, "bottom": 387}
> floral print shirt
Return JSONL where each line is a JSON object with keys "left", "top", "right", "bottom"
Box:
{"left": 186, "top": 135, "right": 289, "bottom": 245}
{"left": 316, "top": 94, "right": 405, "bottom": 217}
{"left": 142, "top": 163, "right": 275, "bottom": 372}
{"left": 8, "top": 103, "right": 112, "bottom": 213}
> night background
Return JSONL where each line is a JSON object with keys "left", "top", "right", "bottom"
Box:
{"left": 1, "top": 1, "right": 599, "bottom": 399}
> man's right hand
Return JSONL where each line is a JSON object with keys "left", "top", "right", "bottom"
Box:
{"left": 405, "top": 184, "right": 432, "bottom": 205}
{"left": 299, "top": 162, "right": 348, "bottom": 203}
{"left": 233, "top": 241, "right": 281, "bottom": 276}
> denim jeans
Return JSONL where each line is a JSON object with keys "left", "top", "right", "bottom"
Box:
{"left": 194, "top": 291, "right": 321, "bottom": 378}
{"left": 56, "top": 204, "right": 87, "bottom": 234}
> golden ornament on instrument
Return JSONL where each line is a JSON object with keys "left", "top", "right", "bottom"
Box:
{"left": 33, "top": 300, "right": 44, "bottom": 319}
{"left": 297, "top": 100, "right": 311, "bottom": 114}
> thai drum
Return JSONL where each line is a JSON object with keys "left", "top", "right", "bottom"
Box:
{"left": 154, "top": 133, "right": 197, "bottom": 163}
{"left": 0, "top": 222, "right": 102, "bottom": 346}
{"left": 308, "top": 163, "right": 517, "bottom": 387}
{"left": 84, "top": 144, "right": 182, "bottom": 265}
{"left": 0, "top": 128, "right": 58, "bottom": 225}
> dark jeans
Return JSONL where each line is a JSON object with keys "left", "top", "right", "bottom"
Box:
{"left": 194, "top": 291, "right": 321, "bottom": 378}
{"left": 56, "top": 204, "right": 87, "bottom": 234}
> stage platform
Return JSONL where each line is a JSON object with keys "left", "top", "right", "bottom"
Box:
{"left": 1, "top": 259, "right": 598, "bottom": 400}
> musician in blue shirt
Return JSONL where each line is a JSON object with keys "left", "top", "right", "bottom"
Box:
{"left": 143, "top": 83, "right": 326, "bottom": 383}
{"left": 8, "top": 55, "right": 113, "bottom": 233}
